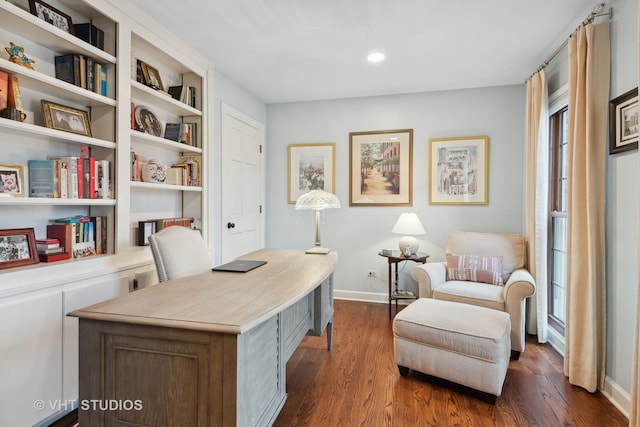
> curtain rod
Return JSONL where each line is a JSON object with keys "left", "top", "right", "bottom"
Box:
{"left": 526, "top": 3, "right": 612, "bottom": 81}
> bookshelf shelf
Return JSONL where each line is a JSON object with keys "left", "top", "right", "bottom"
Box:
{"left": 0, "top": 197, "right": 116, "bottom": 206}
{"left": 0, "top": 119, "right": 116, "bottom": 149}
{"left": 131, "top": 81, "right": 202, "bottom": 117}
{"left": 130, "top": 130, "right": 202, "bottom": 153}
{"left": 130, "top": 181, "right": 203, "bottom": 192}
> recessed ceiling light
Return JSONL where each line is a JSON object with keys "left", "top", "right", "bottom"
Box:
{"left": 367, "top": 52, "right": 385, "bottom": 63}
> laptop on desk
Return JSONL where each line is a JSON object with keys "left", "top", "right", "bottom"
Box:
{"left": 212, "top": 260, "right": 267, "bottom": 273}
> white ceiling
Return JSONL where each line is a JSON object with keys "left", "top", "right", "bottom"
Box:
{"left": 128, "top": 0, "right": 599, "bottom": 104}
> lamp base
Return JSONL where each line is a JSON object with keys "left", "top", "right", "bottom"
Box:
{"left": 306, "top": 246, "right": 331, "bottom": 255}
{"left": 398, "top": 236, "right": 418, "bottom": 257}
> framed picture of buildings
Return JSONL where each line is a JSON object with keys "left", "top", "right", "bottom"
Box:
{"left": 349, "top": 129, "right": 413, "bottom": 206}
{"left": 429, "top": 135, "right": 488, "bottom": 205}
{"left": 609, "top": 88, "right": 638, "bottom": 154}
{"left": 288, "top": 142, "right": 336, "bottom": 204}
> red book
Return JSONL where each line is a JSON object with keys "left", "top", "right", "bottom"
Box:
{"left": 88, "top": 157, "right": 96, "bottom": 198}
{"left": 46, "top": 223, "right": 73, "bottom": 254}
{"left": 39, "top": 252, "right": 71, "bottom": 263}
{"left": 76, "top": 158, "right": 84, "bottom": 198}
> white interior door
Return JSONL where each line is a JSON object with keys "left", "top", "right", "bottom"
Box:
{"left": 221, "top": 104, "right": 264, "bottom": 263}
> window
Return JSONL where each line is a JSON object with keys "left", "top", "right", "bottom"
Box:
{"left": 548, "top": 106, "right": 568, "bottom": 333}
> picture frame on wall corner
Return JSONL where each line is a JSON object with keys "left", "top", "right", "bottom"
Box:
{"left": 349, "top": 129, "right": 413, "bottom": 206}
{"left": 0, "top": 163, "right": 26, "bottom": 197}
{"left": 609, "top": 87, "right": 638, "bottom": 154}
{"left": 0, "top": 228, "right": 39, "bottom": 269}
{"left": 288, "top": 142, "right": 336, "bottom": 204}
{"left": 428, "top": 135, "right": 488, "bottom": 205}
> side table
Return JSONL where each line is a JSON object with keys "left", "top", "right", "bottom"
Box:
{"left": 378, "top": 250, "right": 429, "bottom": 319}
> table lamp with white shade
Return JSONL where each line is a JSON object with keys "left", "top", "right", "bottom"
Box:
{"left": 295, "top": 189, "right": 341, "bottom": 254}
{"left": 391, "top": 213, "right": 426, "bottom": 257}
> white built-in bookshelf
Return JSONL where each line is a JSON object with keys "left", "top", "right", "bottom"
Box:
{"left": 0, "top": 0, "right": 209, "bottom": 424}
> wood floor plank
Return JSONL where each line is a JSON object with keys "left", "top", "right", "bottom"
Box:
{"left": 274, "top": 300, "right": 628, "bottom": 427}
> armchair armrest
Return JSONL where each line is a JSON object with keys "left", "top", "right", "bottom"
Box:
{"left": 504, "top": 268, "right": 536, "bottom": 302}
{"left": 410, "top": 262, "right": 447, "bottom": 298}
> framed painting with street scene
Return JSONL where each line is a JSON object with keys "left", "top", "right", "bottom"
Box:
{"left": 429, "top": 135, "right": 488, "bottom": 205}
{"left": 288, "top": 143, "right": 335, "bottom": 203}
{"left": 349, "top": 129, "right": 412, "bottom": 206}
{"left": 609, "top": 88, "right": 638, "bottom": 154}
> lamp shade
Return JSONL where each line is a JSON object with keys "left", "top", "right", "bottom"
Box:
{"left": 391, "top": 213, "right": 425, "bottom": 235}
{"left": 295, "top": 189, "right": 341, "bottom": 210}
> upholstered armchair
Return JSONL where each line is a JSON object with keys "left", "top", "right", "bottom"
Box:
{"left": 410, "top": 231, "right": 536, "bottom": 358}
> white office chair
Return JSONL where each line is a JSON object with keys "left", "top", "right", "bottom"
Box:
{"left": 148, "top": 226, "right": 211, "bottom": 282}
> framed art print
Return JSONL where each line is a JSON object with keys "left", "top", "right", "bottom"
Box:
{"left": 609, "top": 88, "right": 638, "bottom": 154}
{"left": 288, "top": 142, "right": 335, "bottom": 203}
{"left": 429, "top": 135, "right": 488, "bottom": 205}
{"left": 349, "top": 129, "right": 413, "bottom": 206}
{"left": 0, "top": 228, "right": 39, "bottom": 269}
{"left": 0, "top": 163, "right": 25, "bottom": 197}
{"left": 41, "top": 100, "right": 92, "bottom": 137}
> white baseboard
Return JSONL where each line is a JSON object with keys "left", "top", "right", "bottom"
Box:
{"left": 334, "top": 291, "right": 631, "bottom": 419}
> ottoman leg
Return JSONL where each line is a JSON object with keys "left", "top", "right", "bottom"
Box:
{"left": 398, "top": 365, "right": 410, "bottom": 376}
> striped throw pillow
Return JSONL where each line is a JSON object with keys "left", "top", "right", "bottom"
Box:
{"left": 446, "top": 253, "right": 504, "bottom": 286}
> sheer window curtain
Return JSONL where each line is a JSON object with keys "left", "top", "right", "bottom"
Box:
{"left": 564, "top": 22, "right": 610, "bottom": 393}
{"left": 525, "top": 69, "right": 549, "bottom": 342}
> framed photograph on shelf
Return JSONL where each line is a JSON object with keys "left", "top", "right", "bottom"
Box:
{"left": 0, "top": 163, "right": 25, "bottom": 197}
{"left": 137, "top": 221, "right": 157, "bottom": 246}
{"left": 41, "top": 100, "right": 92, "bottom": 137}
{"left": 140, "top": 61, "right": 164, "bottom": 91}
{"left": 29, "top": 0, "right": 74, "bottom": 34}
{"left": 609, "top": 88, "right": 638, "bottom": 154}
{"left": 349, "top": 129, "right": 413, "bottom": 206}
{"left": 134, "top": 106, "right": 163, "bottom": 137}
{"left": 429, "top": 135, "right": 488, "bottom": 205}
{"left": 0, "top": 228, "right": 39, "bottom": 269}
{"left": 288, "top": 143, "right": 336, "bottom": 203}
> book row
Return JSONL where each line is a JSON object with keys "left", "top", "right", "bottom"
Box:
{"left": 55, "top": 53, "right": 108, "bottom": 96}
{"left": 28, "top": 158, "right": 111, "bottom": 199}
{"left": 46, "top": 215, "right": 108, "bottom": 260}
{"left": 130, "top": 153, "right": 201, "bottom": 187}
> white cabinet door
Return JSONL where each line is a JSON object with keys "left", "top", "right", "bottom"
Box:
{"left": 62, "top": 272, "right": 131, "bottom": 401}
{"left": 0, "top": 291, "right": 63, "bottom": 426}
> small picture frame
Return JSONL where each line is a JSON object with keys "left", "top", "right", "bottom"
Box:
{"left": 429, "top": 135, "right": 489, "bottom": 205}
{"left": 138, "top": 220, "right": 156, "bottom": 246}
{"left": 29, "top": 0, "right": 74, "bottom": 34}
{"left": 134, "top": 106, "right": 163, "bottom": 137}
{"left": 140, "top": 61, "right": 164, "bottom": 91}
{"left": 0, "top": 163, "right": 25, "bottom": 197}
{"left": 288, "top": 143, "right": 336, "bottom": 204}
{"left": 609, "top": 88, "right": 638, "bottom": 154}
{"left": 349, "top": 129, "right": 413, "bottom": 206}
{"left": 41, "top": 100, "right": 92, "bottom": 137}
{"left": 0, "top": 228, "right": 39, "bottom": 269}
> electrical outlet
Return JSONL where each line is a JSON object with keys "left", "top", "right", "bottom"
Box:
{"left": 368, "top": 270, "right": 377, "bottom": 278}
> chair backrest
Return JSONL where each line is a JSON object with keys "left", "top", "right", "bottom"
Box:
{"left": 446, "top": 230, "right": 526, "bottom": 281}
{"left": 148, "top": 226, "right": 211, "bottom": 282}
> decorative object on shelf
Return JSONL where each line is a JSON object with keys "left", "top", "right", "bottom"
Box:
{"left": 137, "top": 220, "right": 157, "bottom": 246}
{"left": 141, "top": 159, "right": 167, "bottom": 183}
{"left": 349, "top": 129, "right": 413, "bottom": 206}
{"left": 139, "top": 60, "right": 164, "bottom": 91}
{"left": 6, "top": 75, "right": 23, "bottom": 112}
{"left": 428, "top": 135, "right": 489, "bottom": 205}
{"left": 288, "top": 142, "right": 336, "bottom": 204}
{"left": 134, "top": 105, "right": 162, "bottom": 137}
{"left": 391, "top": 212, "right": 426, "bottom": 256}
{"left": 41, "top": 100, "right": 92, "bottom": 137}
{"left": 0, "top": 163, "right": 25, "bottom": 197}
{"left": 0, "top": 70, "right": 7, "bottom": 109}
{"left": 4, "top": 42, "right": 36, "bottom": 70}
{"left": 29, "top": 0, "right": 74, "bottom": 34}
{"left": 0, "top": 227, "right": 39, "bottom": 269}
{"left": 609, "top": 87, "right": 638, "bottom": 154}
{"left": 295, "top": 189, "right": 341, "bottom": 254}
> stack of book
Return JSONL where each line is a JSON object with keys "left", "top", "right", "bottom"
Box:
{"left": 28, "top": 157, "right": 111, "bottom": 199}
{"left": 54, "top": 54, "right": 108, "bottom": 96}
{"left": 46, "top": 215, "right": 108, "bottom": 258}
{"left": 36, "top": 238, "right": 70, "bottom": 263}
{"left": 167, "top": 85, "right": 197, "bottom": 107}
{"left": 165, "top": 154, "right": 201, "bottom": 187}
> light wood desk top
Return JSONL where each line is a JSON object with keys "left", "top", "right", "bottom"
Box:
{"left": 70, "top": 249, "right": 337, "bottom": 334}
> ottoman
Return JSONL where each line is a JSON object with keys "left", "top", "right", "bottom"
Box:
{"left": 393, "top": 298, "right": 511, "bottom": 400}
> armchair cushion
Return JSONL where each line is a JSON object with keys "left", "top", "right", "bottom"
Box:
{"left": 446, "top": 253, "right": 504, "bottom": 286}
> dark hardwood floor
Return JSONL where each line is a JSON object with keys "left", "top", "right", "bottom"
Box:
{"left": 274, "top": 300, "right": 628, "bottom": 427}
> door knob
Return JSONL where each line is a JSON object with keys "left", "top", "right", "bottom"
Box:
{"left": 227, "top": 222, "right": 236, "bottom": 229}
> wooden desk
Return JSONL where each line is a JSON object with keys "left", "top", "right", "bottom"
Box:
{"left": 70, "top": 249, "right": 337, "bottom": 427}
